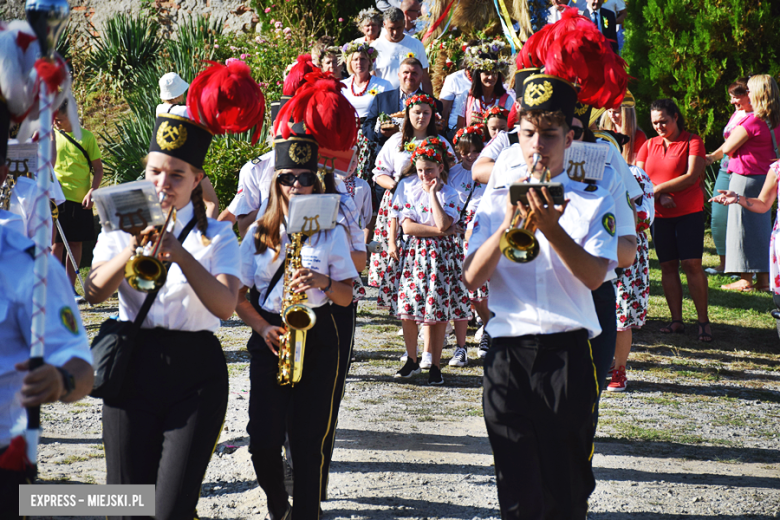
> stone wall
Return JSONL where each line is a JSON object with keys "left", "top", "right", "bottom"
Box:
{"left": 1, "top": 0, "right": 260, "bottom": 37}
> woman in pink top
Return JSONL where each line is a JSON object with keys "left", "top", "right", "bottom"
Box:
{"left": 706, "top": 75, "right": 780, "bottom": 292}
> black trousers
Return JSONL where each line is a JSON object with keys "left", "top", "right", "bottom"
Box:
{"left": 589, "top": 281, "right": 618, "bottom": 432}
{"left": 102, "top": 329, "right": 228, "bottom": 520}
{"left": 320, "top": 301, "right": 357, "bottom": 500}
{"left": 483, "top": 330, "right": 598, "bottom": 520}
{"left": 0, "top": 451, "right": 35, "bottom": 520}
{"left": 248, "top": 306, "right": 340, "bottom": 520}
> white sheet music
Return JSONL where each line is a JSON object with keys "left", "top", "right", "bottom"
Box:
{"left": 563, "top": 141, "right": 610, "bottom": 182}
{"left": 287, "top": 194, "right": 340, "bottom": 234}
{"left": 92, "top": 181, "right": 166, "bottom": 232}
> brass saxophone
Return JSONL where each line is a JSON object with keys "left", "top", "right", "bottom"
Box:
{"left": 277, "top": 231, "right": 317, "bottom": 386}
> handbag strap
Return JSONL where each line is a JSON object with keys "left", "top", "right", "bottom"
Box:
{"left": 56, "top": 128, "right": 94, "bottom": 174}
{"left": 131, "top": 216, "right": 198, "bottom": 328}
{"left": 766, "top": 120, "right": 780, "bottom": 159}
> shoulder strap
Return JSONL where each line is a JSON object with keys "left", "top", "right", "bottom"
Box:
{"left": 56, "top": 129, "right": 93, "bottom": 173}
{"left": 466, "top": 95, "right": 475, "bottom": 126}
{"left": 131, "top": 216, "right": 197, "bottom": 328}
{"left": 766, "top": 120, "right": 780, "bottom": 159}
{"left": 508, "top": 131, "right": 519, "bottom": 145}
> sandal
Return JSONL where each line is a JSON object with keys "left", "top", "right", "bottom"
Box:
{"left": 697, "top": 321, "right": 714, "bottom": 342}
{"left": 659, "top": 320, "right": 685, "bottom": 334}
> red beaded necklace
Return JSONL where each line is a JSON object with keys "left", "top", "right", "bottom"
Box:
{"left": 351, "top": 77, "right": 370, "bottom": 97}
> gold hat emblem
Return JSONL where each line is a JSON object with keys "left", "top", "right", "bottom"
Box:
{"left": 524, "top": 80, "right": 554, "bottom": 107}
{"left": 289, "top": 142, "right": 312, "bottom": 165}
{"left": 574, "top": 103, "right": 589, "bottom": 116}
{"left": 156, "top": 121, "right": 188, "bottom": 151}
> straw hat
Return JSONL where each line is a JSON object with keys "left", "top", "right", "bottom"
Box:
{"left": 158, "top": 72, "right": 189, "bottom": 101}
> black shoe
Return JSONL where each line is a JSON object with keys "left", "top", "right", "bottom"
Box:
{"left": 428, "top": 365, "right": 444, "bottom": 386}
{"left": 394, "top": 358, "right": 421, "bottom": 378}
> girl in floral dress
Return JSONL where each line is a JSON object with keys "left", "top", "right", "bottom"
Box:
{"left": 393, "top": 138, "right": 471, "bottom": 386}
{"left": 445, "top": 125, "right": 488, "bottom": 366}
{"left": 368, "top": 94, "right": 454, "bottom": 312}
{"left": 607, "top": 165, "right": 655, "bottom": 391}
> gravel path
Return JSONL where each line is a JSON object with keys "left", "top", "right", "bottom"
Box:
{"left": 31, "top": 287, "right": 780, "bottom": 519}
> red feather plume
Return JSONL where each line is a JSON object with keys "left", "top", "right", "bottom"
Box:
{"left": 283, "top": 54, "right": 320, "bottom": 96}
{"left": 186, "top": 60, "right": 266, "bottom": 145}
{"left": 517, "top": 6, "right": 629, "bottom": 109}
{"left": 274, "top": 71, "right": 358, "bottom": 151}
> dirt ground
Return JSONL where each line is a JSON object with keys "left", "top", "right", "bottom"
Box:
{"left": 29, "top": 287, "right": 780, "bottom": 519}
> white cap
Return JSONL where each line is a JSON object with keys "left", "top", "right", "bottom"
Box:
{"left": 159, "top": 72, "right": 189, "bottom": 100}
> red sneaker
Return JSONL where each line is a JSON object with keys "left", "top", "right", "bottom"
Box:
{"left": 606, "top": 365, "right": 627, "bottom": 392}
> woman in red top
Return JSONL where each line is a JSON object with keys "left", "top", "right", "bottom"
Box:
{"left": 636, "top": 99, "right": 711, "bottom": 341}
{"left": 600, "top": 91, "right": 647, "bottom": 165}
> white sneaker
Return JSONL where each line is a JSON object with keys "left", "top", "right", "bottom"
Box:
{"left": 397, "top": 328, "right": 404, "bottom": 336}
{"left": 474, "top": 325, "right": 484, "bottom": 342}
{"left": 478, "top": 332, "right": 490, "bottom": 359}
{"left": 419, "top": 351, "right": 433, "bottom": 369}
{"left": 448, "top": 346, "right": 468, "bottom": 367}
{"left": 445, "top": 322, "right": 454, "bottom": 337}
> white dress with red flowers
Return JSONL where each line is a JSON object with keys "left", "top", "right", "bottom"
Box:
{"left": 770, "top": 162, "right": 780, "bottom": 295}
{"left": 613, "top": 165, "right": 655, "bottom": 330}
{"left": 395, "top": 183, "right": 472, "bottom": 324}
{"left": 448, "top": 163, "right": 489, "bottom": 302}
{"left": 369, "top": 134, "right": 413, "bottom": 289}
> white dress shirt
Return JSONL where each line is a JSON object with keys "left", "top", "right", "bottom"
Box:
{"left": 0, "top": 227, "right": 91, "bottom": 449}
{"left": 468, "top": 167, "right": 618, "bottom": 339}
{"left": 92, "top": 202, "right": 241, "bottom": 332}
{"left": 341, "top": 75, "right": 393, "bottom": 119}
{"left": 338, "top": 174, "right": 373, "bottom": 230}
{"left": 370, "top": 35, "right": 429, "bottom": 90}
{"left": 232, "top": 151, "right": 275, "bottom": 217}
{"left": 239, "top": 223, "right": 359, "bottom": 313}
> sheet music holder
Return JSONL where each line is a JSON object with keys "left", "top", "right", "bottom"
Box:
{"left": 563, "top": 141, "right": 610, "bottom": 182}
{"left": 287, "top": 194, "right": 340, "bottom": 234}
{"left": 92, "top": 180, "right": 166, "bottom": 234}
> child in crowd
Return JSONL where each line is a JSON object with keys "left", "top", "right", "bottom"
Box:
{"left": 393, "top": 138, "right": 471, "bottom": 385}
{"left": 483, "top": 105, "right": 509, "bottom": 140}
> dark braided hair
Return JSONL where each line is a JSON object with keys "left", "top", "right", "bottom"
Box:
{"left": 190, "top": 179, "right": 211, "bottom": 245}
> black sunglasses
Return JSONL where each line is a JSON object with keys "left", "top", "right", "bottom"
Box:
{"left": 277, "top": 171, "right": 318, "bottom": 187}
{"left": 572, "top": 127, "right": 584, "bottom": 140}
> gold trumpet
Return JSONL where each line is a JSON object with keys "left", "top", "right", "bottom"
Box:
{"left": 124, "top": 197, "right": 176, "bottom": 292}
{"left": 499, "top": 153, "right": 550, "bottom": 263}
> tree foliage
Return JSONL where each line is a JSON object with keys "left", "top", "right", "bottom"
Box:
{"left": 623, "top": 0, "right": 780, "bottom": 150}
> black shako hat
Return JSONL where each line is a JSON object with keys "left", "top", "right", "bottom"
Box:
{"left": 513, "top": 67, "right": 542, "bottom": 101}
{"left": 519, "top": 74, "right": 578, "bottom": 127}
{"left": 274, "top": 121, "right": 319, "bottom": 172}
{"left": 270, "top": 95, "right": 293, "bottom": 124}
{"left": 149, "top": 113, "right": 214, "bottom": 170}
{"left": 573, "top": 101, "right": 593, "bottom": 130}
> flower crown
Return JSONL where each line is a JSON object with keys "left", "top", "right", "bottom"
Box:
{"left": 464, "top": 40, "right": 511, "bottom": 75}
{"left": 411, "top": 137, "right": 447, "bottom": 164}
{"left": 325, "top": 45, "right": 342, "bottom": 55}
{"left": 341, "top": 41, "right": 378, "bottom": 61}
{"left": 354, "top": 7, "right": 382, "bottom": 25}
{"left": 405, "top": 93, "right": 437, "bottom": 111}
{"left": 453, "top": 124, "right": 487, "bottom": 146}
{"left": 483, "top": 106, "right": 510, "bottom": 123}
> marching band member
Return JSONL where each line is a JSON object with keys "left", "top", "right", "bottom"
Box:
{"left": 235, "top": 124, "right": 358, "bottom": 520}
{"left": 463, "top": 73, "right": 618, "bottom": 520}
{"left": 84, "top": 61, "right": 263, "bottom": 520}
{"left": 0, "top": 224, "right": 93, "bottom": 516}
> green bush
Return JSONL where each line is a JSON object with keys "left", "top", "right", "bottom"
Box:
{"left": 250, "top": 0, "right": 370, "bottom": 44}
{"left": 623, "top": 0, "right": 780, "bottom": 151}
{"left": 85, "top": 14, "right": 162, "bottom": 94}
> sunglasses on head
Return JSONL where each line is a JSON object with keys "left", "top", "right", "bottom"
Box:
{"left": 277, "top": 171, "right": 318, "bottom": 187}
{"left": 572, "top": 127, "right": 584, "bottom": 140}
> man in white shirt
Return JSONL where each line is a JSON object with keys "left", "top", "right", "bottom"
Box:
{"left": 371, "top": 8, "right": 432, "bottom": 93}
{"left": 0, "top": 225, "right": 93, "bottom": 513}
{"left": 546, "top": 0, "right": 570, "bottom": 24}
{"left": 400, "top": 0, "right": 422, "bottom": 35}
{"left": 463, "top": 74, "right": 617, "bottom": 519}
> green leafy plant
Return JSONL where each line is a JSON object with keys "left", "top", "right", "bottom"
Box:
{"left": 623, "top": 0, "right": 780, "bottom": 151}
{"left": 85, "top": 13, "right": 163, "bottom": 94}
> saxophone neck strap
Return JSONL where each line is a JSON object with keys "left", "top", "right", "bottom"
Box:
{"left": 258, "top": 261, "right": 285, "bottom": 308}
{"left": 132, "top": 216, "right": 197, "bottom": 328}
